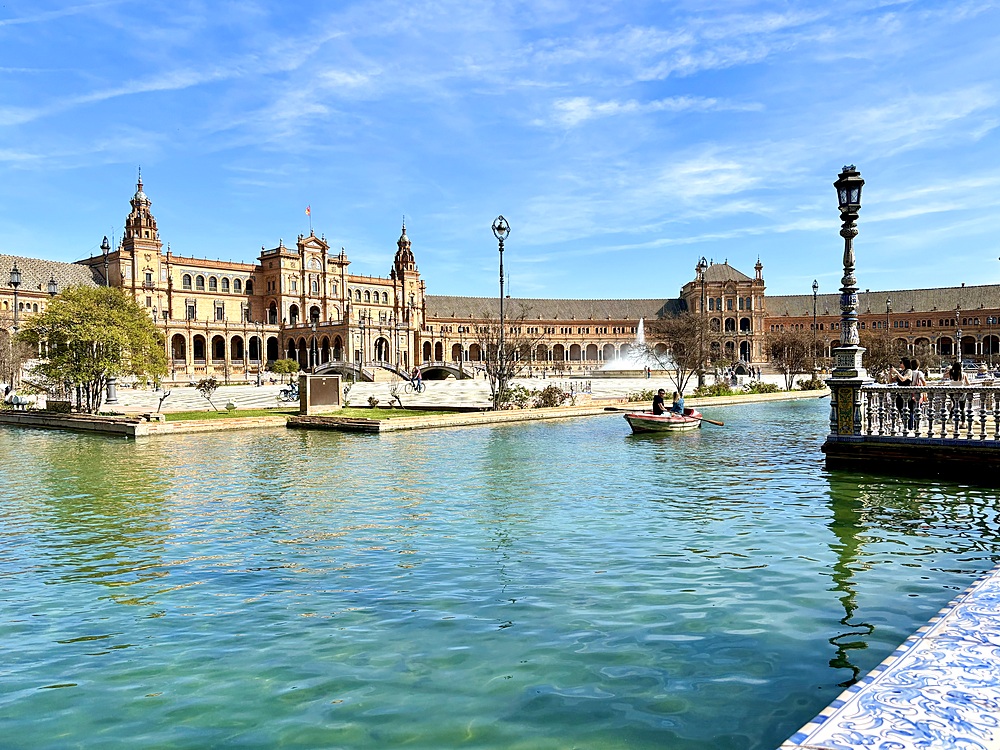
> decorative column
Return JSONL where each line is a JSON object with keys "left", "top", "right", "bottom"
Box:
{"left": 827, "top": 165, "right": 871, "bottom": 438}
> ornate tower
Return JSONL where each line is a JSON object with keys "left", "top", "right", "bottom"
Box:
{"left": 118, "top": 172, "right": 165, "bottom": 315}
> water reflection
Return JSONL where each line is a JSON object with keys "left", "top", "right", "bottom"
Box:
{"left": 824, "top": 469, "right": 1000, "bottom": 686}
{"left": 826, "top": 479, "right": 874, "bottom": 687}
{"left": 4, "top": 402, "right": 1000, "bottom": 750}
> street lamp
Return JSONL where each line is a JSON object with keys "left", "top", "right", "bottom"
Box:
{"left": 812, "top": 279, "right": 819, "bottom": 372}
{"left": 492, "top": 215, "right": 510, "bottom": 378}
{"left": 956, "top": 306, "right": 962, "bottom": 362}
{"left": 988, "top": 317, "right": 994, "bottom": 369}
{"left": 831, "top": 165, "right": 866, "bottom": 379}
{"left": 254, "top": 321, "right": 264, "bottom": 386}
{"left": 696, "top": 256, "right": 708, "bottom": 387}
{"left": 47, "top": 275, "right": 58, "bottom": 297}
{"left": 9, "top": 264, "right": 22, "bottom": 332}
{"left": 886, "top": 297, "right": 891, "bottom": 331}
{"left": 100, "top": 236, "right": 111, "bottom": 286}
{"left": 310, "top": 321, "right": 318, "bottom": 371}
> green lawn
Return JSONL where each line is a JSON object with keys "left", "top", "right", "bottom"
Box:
{"left": 164, "top": 407, "right": 455, "bottom": 421}
{"left": 164, "top": 408, "right": 298, "bottom": 421}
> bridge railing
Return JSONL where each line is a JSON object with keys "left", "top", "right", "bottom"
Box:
{"left": 861, "top": 384, "right": 1000, "bottom": 441}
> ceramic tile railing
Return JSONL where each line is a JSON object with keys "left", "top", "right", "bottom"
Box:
{"left": 861, "top": 384, "right": 1000, "bottom": 440}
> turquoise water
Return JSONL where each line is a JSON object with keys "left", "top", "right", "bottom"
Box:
{"left": 2, "top": 399, "right": 999, "bottom": 749}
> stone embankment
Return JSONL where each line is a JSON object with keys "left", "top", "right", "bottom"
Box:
{"left": 287, "top": 389, "right": 826, "bottom": 433}
{"left": 0, "top": 387, "right": 827, "bottom": 437}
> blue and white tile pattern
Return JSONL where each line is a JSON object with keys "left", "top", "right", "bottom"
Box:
{"left": 781, "top": 565, "right": 1000, "bottom": 749}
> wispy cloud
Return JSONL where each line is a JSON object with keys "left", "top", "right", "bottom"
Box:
{"left": 544, "top": 95, "right": 761, "bottom": 128}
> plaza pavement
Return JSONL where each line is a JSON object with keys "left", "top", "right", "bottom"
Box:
{"left": 106, "top": 373, "right": 793, "bottom": 414}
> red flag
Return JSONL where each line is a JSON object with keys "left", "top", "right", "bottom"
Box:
{"left": 305, "top": 205, "right": 311, "bottom": 216}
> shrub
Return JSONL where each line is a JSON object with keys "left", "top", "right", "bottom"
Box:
{"left": 746, "top": 381, "right": 781, "bottom": 394}
{"left": 626, "top": 389, "right": 656, "bottom": 403}
{"left": 367, "top": 396, "right": 380, "bottom": 408}
{"left": 693, "top": 383, "right": 736, "bottom": 397}
{"left": 533, "top": 384, "right": 569, "bottom": 408}
{"left": 797, "top": 376, "right": 827, "bottom": 391}
{"left": 503, "top": 384, "right": 533, "bottom": 409}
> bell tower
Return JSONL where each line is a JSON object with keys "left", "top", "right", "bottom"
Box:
{"left": 123, "top": 170, "right": 161, "bottom": 250}
{"left": 392, "top": 221, "right": 417, "bottom": 275}
{"left": 118, "top": 170, "right": 165, "bottom": 312}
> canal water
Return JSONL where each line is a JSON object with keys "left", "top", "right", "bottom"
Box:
{"left": 2, "top": 398, "right": 999, "bottom": 749}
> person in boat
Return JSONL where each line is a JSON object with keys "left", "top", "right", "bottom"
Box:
{"left": 670, "top": 391, "right": 685, "bottom": 414}
{"left": 652, "top": 388, "right": 667, "bottom": 415}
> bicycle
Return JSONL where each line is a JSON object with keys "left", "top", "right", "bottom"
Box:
{"left": 278, "top": 386, "right": 300, "bottom": 402}
{"left": 403, "top": 380, "right": 425, "bottom": 395}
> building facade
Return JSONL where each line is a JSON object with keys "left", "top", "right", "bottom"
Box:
{"left": 1, "top": 177, "right": 996, "bottom": 384}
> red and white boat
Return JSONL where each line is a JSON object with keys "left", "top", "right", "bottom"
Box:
{"left": 623, "top": 408, "right": 704, "bottom": 433}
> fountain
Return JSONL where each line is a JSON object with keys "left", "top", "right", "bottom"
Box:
{"left": 597, "top": 317, "right": 672, "bottom": 376}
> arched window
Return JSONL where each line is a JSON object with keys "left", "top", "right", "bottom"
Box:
{"left": 208, "top": 276, "right": 218, "bottom": 292}
{"left": 311, "top": 279, "right": 319, "bottom": 294}
{"left": 234, "top": 278, "right": 242, "bottom": 293}
{"left": 182, "top": 274, "right": 192, "bottom": 290}
{"left": 382, "top": 292, "right": 388, "bottom": 304}
{"left": 708, "top": 298, "right": 715, "bottom": 311}
{"left": 221, "top": 278, "right": 230, "bottom": 293}
{"left": 364, "top": 290, "right": 371, "bottom": 302}
{"left": 331, "top": 282, "right": 338, "bottom": 296}
{"left": 355, "top": 289, "right": 361, "bottom": 301}
{"left": 196, "top": 275, "right": 205, "bottom": 291}
{"left": 245, "top": 280, "right": 254, "bottom": 294}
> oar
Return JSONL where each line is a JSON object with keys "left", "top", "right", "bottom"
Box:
{"left": 692, "top": 414, "right": 724, "bottom": 426}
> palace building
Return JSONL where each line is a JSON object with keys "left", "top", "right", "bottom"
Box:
{"left": 1, "top": 177, "right": 997, "bottom": 384}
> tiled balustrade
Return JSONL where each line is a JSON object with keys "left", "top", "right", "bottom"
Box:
{"left": 861, "top": 384, "right": 1000, "bottom": 440}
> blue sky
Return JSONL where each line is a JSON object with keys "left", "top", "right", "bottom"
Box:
{"left": 1, "top": 1, "right": 998, "bottom": 299}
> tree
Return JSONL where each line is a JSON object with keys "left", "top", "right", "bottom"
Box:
{"left": 766, "top": 329, "right": 812, "bottom": 390}
{"left": 859, "top": 328, "right": 907, "bottom": 383}
{"left": 643, "top": 311, "right": 719, "bottom": 395}
{"left": 472, "top": 302, "right": 545, "bottom": 410}
{"left": 1, "top": 318, "right": 34, "bottom": 390}
{"left": 195, "top": 377, "right": 221, "bottom": 411}
{"left": 269, "top": 357, "right": 300, "bottom": 383}
{"left": 16, "top": 285, "right": 167, "bottom": 413}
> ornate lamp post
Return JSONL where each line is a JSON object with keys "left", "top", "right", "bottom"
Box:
{"left": 885, "top": 297, "right": 891, "bottom": 331}
{"left": 812, "top": 279, "right": 819, "bottom": 372}
{"left": 988, "top": 316, "right": 994, "bottom": 369}
{"left": 956, "top": 307, "right": 962, "bottom": 363}
{"left": 100, "top": 236, "right": 111, "bottom": 286}
{"left": 9, "top": 264, "right": 22, "bottom": 332}
{"left": 696, "top": 256, "right": 708, "bottom": 387}
{"left": 254, "top": 320, "right": 264, "bottom": 386}
{"left": 492, "top": 216, "right": 510, "bottom": 377}
{"left": 310, "top": 321, "right": 318, "bottom": 371}
{"left": 47, "top": 276, "right": 58, "bottom": 297}
{"left": 827, "top": 165, "right": 867, "bottom": 439}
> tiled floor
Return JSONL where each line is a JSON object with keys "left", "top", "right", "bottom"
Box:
{"left": 780, "top": 565, "right": 1000, "bottom": 750}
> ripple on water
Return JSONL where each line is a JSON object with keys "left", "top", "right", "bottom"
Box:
{"left": 1, "top": 400, "right": 999, "bottom": 749}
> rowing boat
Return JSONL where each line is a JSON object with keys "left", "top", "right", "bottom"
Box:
{"left": 623, "top": 408, "right": 703, "bottom": 433}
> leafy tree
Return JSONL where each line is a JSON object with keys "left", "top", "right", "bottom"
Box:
{"left": 765, "top": 329, "right": 811, "bottom": 390}
{"left": 17, "top": 286, "right": 166, "bottom": 413}
{"left": 269, "top": 357, "right": 300, "bottom": 383}
{"left": 195, "top": 377, "right": 220, "bottom": 411}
